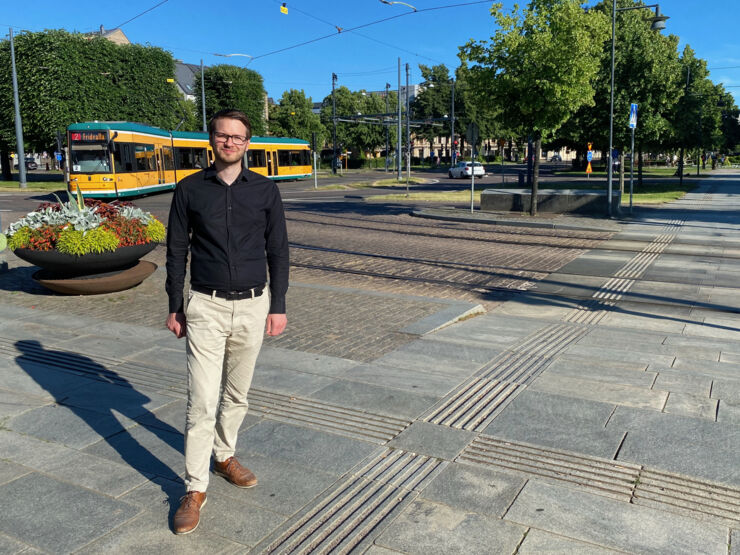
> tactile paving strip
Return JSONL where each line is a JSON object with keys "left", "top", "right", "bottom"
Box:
{"left": 257, "top": 449, "right": 447, "bottom": 554}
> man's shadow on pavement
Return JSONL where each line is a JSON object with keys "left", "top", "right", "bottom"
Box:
{"left": 15, "top": 339, "right": 185, "bottom": 520}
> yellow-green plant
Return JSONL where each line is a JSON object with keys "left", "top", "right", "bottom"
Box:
{"left": 56, "top": 228, "right": 120, "bottom": 255}
{"left": 145, "top": 219, "right": 166, "bottom": 242}
{"left": 7, "top": 228, "right": 31, "bottom": 250}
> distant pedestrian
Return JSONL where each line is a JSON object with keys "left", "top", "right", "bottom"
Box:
{"left": 165, "top": 108, "right": 289, "bottom": 535}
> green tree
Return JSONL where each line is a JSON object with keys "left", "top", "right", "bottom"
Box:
{"left": 197, "top": 65, "right": 267, "bottom": 135}
{"left": 269, "top": 89, "right": 326, "bottom": 146}
{"left": 461, "top": 0, "right": 608, "bottom": 214}
{"left": 0, "top": 29, "right": 183, "bottom": 175}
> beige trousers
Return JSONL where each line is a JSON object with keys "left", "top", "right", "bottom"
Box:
{"left": 184, "top": 289, "right": 269, "bottom": 492}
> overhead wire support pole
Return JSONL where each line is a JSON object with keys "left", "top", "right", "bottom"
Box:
{"left": 451, "top": 79, "right": 455, "bottom": 165}
{"left": 607, "top": 0, "right": 616, "bottom": 218}
{"left": 200, "top": 59, "right": 206, "bottom": 132}
{"left": 397, "top": 58, "right": 402, "bottom": 181}
{"left": 332, "top": 72, "right": 337, "bottom": 175}
{"left": 9, "top": 27, "right": 26, "bottom": 189}
{"left": 406, "top": 62, "right": 411, "bottom": 195}
{"left": 385, "top": 82, "right": 390, "bottom": 173}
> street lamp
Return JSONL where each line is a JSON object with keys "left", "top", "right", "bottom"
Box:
{"left": 607, "top": 2, "right": 668, "bottom": 217}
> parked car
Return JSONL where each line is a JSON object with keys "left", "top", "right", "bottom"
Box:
{"left": 13, "top": 157, "right": 38, "bottom": 170}
{"left": 448, "top": 161, "right": 485, "bottom": 179}
{"left": 549, "top": 153, "right": 562, "bottom": 162}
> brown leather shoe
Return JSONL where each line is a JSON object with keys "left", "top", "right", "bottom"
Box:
{"left": 213, "top": 456, "right": 258, "bottom": 488}
{"left": 172, "top": 491, "right": 207, "bottom": 535}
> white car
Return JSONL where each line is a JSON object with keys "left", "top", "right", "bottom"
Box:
{"left": 448, "top": 161, "right": 485, "bottom": 179}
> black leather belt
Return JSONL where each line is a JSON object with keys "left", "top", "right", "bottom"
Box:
{"left": 191, "top": 284, "right": 264, "bottom": 300}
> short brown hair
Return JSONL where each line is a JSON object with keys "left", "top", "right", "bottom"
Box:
{"left": 208, "top": 109, "right": 252, "bottom": 140}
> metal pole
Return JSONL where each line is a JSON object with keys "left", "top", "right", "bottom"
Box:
{"left": 450, "top": 80, "right": 455, "bottom": 165}
{"left": 607, "top": 0, "right": 616, "bottom": 217}
{"left": 397, "top": 58, "right": 402, "bottom": 181}
{"left": 405, "top": 63, "right": 410, "bottom": 195}
{"left": 332, "top": 73, "right": 337, "bottom": 175}
{"left": 470, "top": 141, "right": 475, "bottom": 214}
{"left": 200, "top": 59, "right": 207, "bottom": 132}
{"left": 9, "top": 28, "right": 27, "bottom": 189}
{"left": 630, "top": 126, "right": 634, "bottom": 214}
{"left": 385, "top": 83, "right": 390, "bottom": 173}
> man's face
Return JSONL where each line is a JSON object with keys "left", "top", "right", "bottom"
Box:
{"left": 210, "top": 118, "right": 250, "bottom": 165}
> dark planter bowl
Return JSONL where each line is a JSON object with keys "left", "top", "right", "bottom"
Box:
{"left": 13, "top": 243, "right": 158, "bottom": 277}
{"left": 33, "top": 261, "right": 157, "bottom": 295}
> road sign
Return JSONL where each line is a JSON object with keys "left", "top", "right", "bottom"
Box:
{"left": 465, "top": 122, "right": 480, "bottom": 146}
{"left": 498, "top": 138, "right": 506, "bottom": 148}
{"left": 586, "top": 162, "right": 593, "bottom": 174}
{"left": 612, "top": 149, "right": 619, "bottom": 159}
{"left": 629, "top": 103, "right": 638, "bottom": 129}
{"left": 586, "top": 151, "right": 593, "bottom": 162}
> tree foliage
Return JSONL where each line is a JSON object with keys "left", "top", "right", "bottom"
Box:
{"left": 268, "top": 89, "right": 326, "bottom": 145}
{"left": 196, "top": 64, "right": 267, "bottom": 136}
{"left": 461, "top": 0, "right": 608, "bottom": 213}
{"left": 0, "top": 30, "right": 183, "bottom": 152}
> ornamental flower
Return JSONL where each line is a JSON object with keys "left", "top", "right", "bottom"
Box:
{"left": 4, "top": 191, "right": 166, "bottom": 255}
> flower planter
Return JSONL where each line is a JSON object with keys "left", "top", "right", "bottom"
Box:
{"left": 13, "top": 243, "right": 158, "bottom": 277}
{"left": 33, "top": 261, "right": 157, "bottom": 295}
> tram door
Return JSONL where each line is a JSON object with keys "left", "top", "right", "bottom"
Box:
{"left": 266, "top": 152, "right": 274, "bottom": 176}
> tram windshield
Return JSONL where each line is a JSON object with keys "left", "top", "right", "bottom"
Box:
{"left": 69, "top": 131, "right": 112, "bottom": 173}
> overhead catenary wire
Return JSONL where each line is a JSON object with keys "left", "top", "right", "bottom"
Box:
{"left": 112, "top": 0, "right": 169, "bottom": 30}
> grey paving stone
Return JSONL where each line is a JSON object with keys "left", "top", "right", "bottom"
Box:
{"left": 517, "top": 529, "right": 623, "bottom": 554}
{"left": 256, "top": 346, "right": 359, "bottom": 378}
{"left": 61, "top": 380, "right": 177, "bottom": 420}
{"left": 363, "top": 546, "right": 401, "bottom": 555}
{"left": 577, "top": 332, "right": 721, "bottom": 362}
{"left": 596, "top": 311, "right": 687, "bottom": 334}
{"left": 206, "top": 452, "right": 339, "bottom": 516}
{"left": 56, "top": 332, "right": 161, "bottom": 360}
{"left": 83, "top": 423, "right": 184, "bottom": 482}
{"left": 0, "top": 473, "right": 140, "bottom": 553}
{"left": 652, "top": 370, "right": 713, "bottom": 396}
{"left": 504, "top": 480, "right": 727, "bottom": 554}
{"left": 0, "top": 387, "right": 49, "bottom": 419}
{"left": 530, "top": 373, "right": 667, "bottom": 410}
{"left": 483, "top": 390, "right": 625, "bottom": 459}
{"left": 7, "top": 404, "right": 137, "bottom": 449}
{"left": 401, "top": 302, "right": 483, "bottom": 335}
{"left": 373, "top": 346, "right": 489, "bottom": 378}
{"left": 0, "top": 532, "right": 34, "bottom": 554}
{"left": 124, "top": 345, "right": 187, "bottom": 371}
{"left": 0, "top": 319, "right": 83, "bottom": 344}
{"left": 251, "top": 366, "right": 336, "bottom": 396}
{"left": 554, "top": 250, "right": 636, "bottom": 277}
{"left": 720, "top": 351, "right": 740, "bottom": 364}
{"left": 199, "top": 493, "right": 286, "bottom": 547}
{"left": 0, "top": 358, "right": 99, "bottom": 401}
{"left": 75, "top": 510, "right": 245, "bottom": 554}
{"left": 375, "top": 498, "right": 525, "bottom": 555}
{"left": 717, "top": 399, "right": 740, "bottom": 425}
{"left": 0, "top": 429, "right": 81, "bottom": 468}
{"left": 406, "top": 338, "right": 502, "bottom": 364}
{"left": 607, "top": 406, "right": 740, "bottom": 486}
{"left": 489, "top": 295, "right": 580, "bottom": 321}
{"left": 711, "top": 377, "right": 740, "bottom": 402}
{"left": 339, "top": 362, "right": 461, "bottom": 397}
{"left": 388, "top": 422, "right": 476, "bottom": 461}
{"left": 134, "top": 398, "right": 187, "bottom": 434}
{"left": 451, "top": 313, "right": 548, "bottom": 336}
{"left": 560, "top": 344, "right": 675, "bottom": 368}
{"left": 731, "top": 529, "right": 739, "bottom": 555}
{"left": 309, "top": 380, "right": 439, "bottom": 420}
{"left": 663, "top": 392, "right": 718, "bottom": 420}
{"left": 0, "top": 461, "right": 30, "bottom": 486}
{"left": 545, "top": 359, "right": 656, "bottom": 388}
{"left": 419, "top": 462, "right": 525, "bottom": 517}
{"left": 672, "top": 357, "right": 740, "bottom": 379}
{"left": 683, "top": 321, "right": 740, "bottom": 341}
{"left": 238, "top": 420, "right": 377, "bottom": 476}
{"left": 43, "top": 451, "right": 150, "bottom": 498}
{"left": 118, "top": 474, "right": 184, "bottom": 515}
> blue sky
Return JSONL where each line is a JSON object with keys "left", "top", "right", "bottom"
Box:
{"left": 5, "top": 0, "right": 738, "bottom": 104}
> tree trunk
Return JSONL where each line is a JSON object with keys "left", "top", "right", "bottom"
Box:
{"left": 678, "top": 146, "right": 684, "bottom": 186}
{"left": 531, "top": 134, "right": 542, "bottom": 216}
{"left": 526, "top": 136, "right": 533, "bottom": 187}
{"left": 638, "top": 146, "right": 643, "bottom": 188}
{"left": 0, "top": 146, "right": 11, "bottom": 181}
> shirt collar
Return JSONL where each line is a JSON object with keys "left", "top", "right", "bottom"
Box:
{"left": 203, "top": 163, "right": 251, "bottom": 184}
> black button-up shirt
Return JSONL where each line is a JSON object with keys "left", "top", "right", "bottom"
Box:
{"left": 165, "top": 165, "right": 289, "bottom": 314}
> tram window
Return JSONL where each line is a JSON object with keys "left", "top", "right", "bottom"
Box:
{"left": 162, "top": 147, "right": 175, "bottom": 170}
{"left": 278, "top": 150, "right": 290, "bottom": 167}
{"left": 193, "top": 148, "right": 207, "bottom": 169}
{"left": 279, "top": 149, "right": 310, "bottom": 166}
{"left": 248, "top": 149, "right": 266, "bottom": 167}
{"left": 112, "top": 143, "right": 135, "bottom": 173}
{"left": 134, "top": 144, "right": 156, "bottom": 171}
{"left": 175, "top": 147, "right": 208, "bottom": 169}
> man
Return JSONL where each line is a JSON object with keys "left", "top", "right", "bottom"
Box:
{"left": 165, "top": 108, "right": 289, "bottom": 535}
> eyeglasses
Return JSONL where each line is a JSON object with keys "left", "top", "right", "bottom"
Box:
{"left": 213, "top": 132, "right": 248, "bottom": 146}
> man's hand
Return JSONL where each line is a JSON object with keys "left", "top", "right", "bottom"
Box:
{"left": 266, "top": 313, "right": 287, "bottom": 336}
{"left": 166, "top": 312, "right": 187, "bottom": 338}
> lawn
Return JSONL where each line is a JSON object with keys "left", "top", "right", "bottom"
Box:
{"left": 316, "top": 177, "right": 427, "bottom": 190}
{"left": 0, "top": 181, "right": 65, "bottom": 192}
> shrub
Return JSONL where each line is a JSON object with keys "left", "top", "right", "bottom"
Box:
{"left": 56, "top": 227, "right": 120, "bottom": 255}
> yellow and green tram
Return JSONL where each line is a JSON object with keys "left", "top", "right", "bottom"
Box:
{"left": 67, "top": 122, "right": 312, "bottom": 198}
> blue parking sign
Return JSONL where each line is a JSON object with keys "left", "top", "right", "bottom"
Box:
{"left": 629, "top": 103, "right": 638, "bottom": 129}
{"left": 586, "top": 151, "right": 593, "bottom": 162}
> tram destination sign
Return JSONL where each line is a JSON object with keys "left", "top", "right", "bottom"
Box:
{"left": 70, "top": 131, "right": 107, "bottom": 142}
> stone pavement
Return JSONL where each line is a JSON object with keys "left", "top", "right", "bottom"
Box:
{"left": 0, "top": 171, "right": 739, "bottom": 553}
